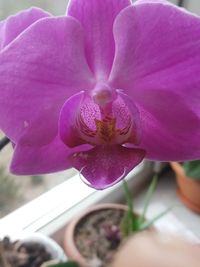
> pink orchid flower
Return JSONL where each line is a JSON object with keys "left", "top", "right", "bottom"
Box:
{"left": 0, "top": 0, "right": 200, "bottom": 189}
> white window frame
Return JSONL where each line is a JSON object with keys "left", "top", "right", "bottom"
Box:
{"left": 0, "top": 161, "right": 154, "bottom": 241}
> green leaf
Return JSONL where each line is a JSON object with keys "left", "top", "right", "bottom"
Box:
{"left": 120, "top": 211, "right": 133, "bottom": 237}
{"left": 46, "top": 262, "right": 80, "bottom": 267}
{"left": 183, "top": 160, "right": 200, "bottom": 179}
{"left": 139, "top": 207, "right": 173, "bottom": 231}
{"left": 139, "top": 174, "right": 158, "bottom": 224}
{"left": 122, "top": 180, "right": 139, "bottom": 233}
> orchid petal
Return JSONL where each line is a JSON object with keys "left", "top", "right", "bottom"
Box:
{"left": 0, "top": 16, "right": 94, "bottom": 146}
{"left": 59, "top": 91, "right": 86, "bottom": 148}
{"left": 137, "top": 104, "right": 200, "bottom": 161}
{"left": 0, "top": 7, "right": 50, "bottom": 50}
{"left": 117, "top": 91, "right": 141, "bottom": 145}
{"left": 11, "top": 136, "right": 92, "bottom": 175}
{"left": 69, "top": 145, "right": 145, "bottom": 190}
{"left": 67, "top": 0, "right": 131, "bottom": 79}
{"left": 110, "top": 2, "right": 200, "bottom": 160}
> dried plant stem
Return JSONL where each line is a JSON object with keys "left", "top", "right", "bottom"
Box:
{"left": 0, "top": 137, "right": 10, "bottom": 151}
{"left": 178, "top": 0, "right": 184, "bottom": 7}
{"left": 0, "top": 243, "right": 12, "bottom": 267}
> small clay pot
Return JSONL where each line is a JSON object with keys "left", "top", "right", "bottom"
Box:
{"left": 63, "top": 203, "right": 129, "bottom": 267}
{"left": 170, "top": 162, "right": 200, "bottom": 213}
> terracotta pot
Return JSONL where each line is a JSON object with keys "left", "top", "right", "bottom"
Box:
{"left": 170, "top": 162, "right": 200, "bottom": 213}
{"left": 63, "top": 203, "right": 132, "bottom": 267}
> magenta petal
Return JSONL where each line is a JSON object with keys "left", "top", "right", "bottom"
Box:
{"left": 0, "top": 16, "right": 94, "bottom": 146}
{"left": 138, "top": 100, "right": 200, "bottom": 161}
{"left": 110, "top": 3, "right": 200, "bottom": 87}
{"left": 0, "top": 8, "right": 50, "bottom": 50}
{"left": 11, "top": 136, "right": 70, "bottom": 175}
{"left": 67, "top": 0, "right": 130, "bottom": 79}
{"left": 117, "top": 91, "right": 141, "bottom": 144}
{"left": 59, "top": 91, "right": 101, "bottom": 146}
{"left": 59, "top": 91, "right": 86, "bottom": 148}
{"left": 110, "top": 3, "right": 200, "bottom": 160}
{"left": 69, "top": 145, "right": 145, "bottom": 190}
{"left": 11, "top": 136, "right": 91, "bottom": 175}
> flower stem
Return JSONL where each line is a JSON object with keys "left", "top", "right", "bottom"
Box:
{"left": 0, "top": 243, "right": 12, "bottom": 267}
{"left": 178, "top": 0, "right": 184, "bottom": 7}
{"left": 0, "top": 137, "right": 10, "bottom": 151}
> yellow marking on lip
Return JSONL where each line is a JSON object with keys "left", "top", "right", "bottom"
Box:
{"left": 95, "top": 117, "right": 116, "bottom": 143}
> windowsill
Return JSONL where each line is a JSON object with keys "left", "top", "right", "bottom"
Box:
{"left": 0, "top": 161, "right": 153, "bottom": 241}
{"left": 134, "top": 169, "right": 200, "bottom": 241}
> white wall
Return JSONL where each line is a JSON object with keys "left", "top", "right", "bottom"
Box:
{"left": 0, "top": 0, "right": 68, "bottom": 19}
{"left": 185, "top": 0, "right": 200, "bottom": 15}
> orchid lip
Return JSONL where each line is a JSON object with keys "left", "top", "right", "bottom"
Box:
{"left": 78, "top": 163, "right": 127, "bottom": 190}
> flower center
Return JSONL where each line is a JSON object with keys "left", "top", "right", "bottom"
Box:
{"left": 91, "top": 82, "right": 116, "bottom": 107}
{"left": 59, "top": 91, "right": 140, "bottom": 149}
{"left": 77, "top": 90, "right": 137, "bottom": 146}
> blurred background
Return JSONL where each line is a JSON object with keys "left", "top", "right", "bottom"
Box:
{"left": 0, "top": 0, "right": 67, "bottom": 19}
{"left": 0, "top": 0, "right": 200, "bottom": 20}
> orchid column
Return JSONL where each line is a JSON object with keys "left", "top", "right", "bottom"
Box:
{"left": 0, "top": 0, "right": 200, "bottom": 189}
